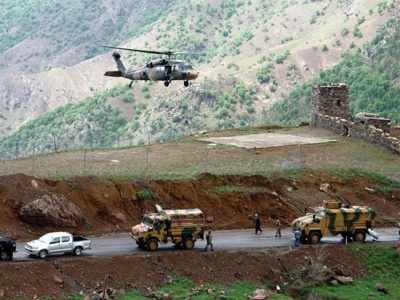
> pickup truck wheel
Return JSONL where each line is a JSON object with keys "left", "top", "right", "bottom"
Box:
{"left": 73, "top": 247, "right": 83, "bottom": 256}
{"left": 0, "top": 251, "right": 9, "bottom": 260}
{"left": 38, "top": 250, "right": 48, "bottom": 259}
{"left": 146, "top": 239, "right": 158, "bottom": 251}
{"left": 308, "top": 232, "right": 321, "bottom": 245}
{"left": 353, "top": 230, "right": 366, "bottom": 242}
{"left": 183, "top": 237, "right": 194, "bottom": 250}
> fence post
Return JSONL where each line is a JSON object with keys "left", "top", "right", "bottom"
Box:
{"left": 299, "top": 144, "right": 304, "bottom": 169}
{"left": 31, "top": 143, "right": 36, "bottom": 176}
{"left": 251, "top": 147, "right": 255, "bottom": 174}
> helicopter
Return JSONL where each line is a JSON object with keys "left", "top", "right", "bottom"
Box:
{"left": 103, "top": 46, "right": 200, "bottom": 87}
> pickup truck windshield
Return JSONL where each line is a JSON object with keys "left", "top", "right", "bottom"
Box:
{"left": 38, "top": 234, "right": 53, "bottom": 244}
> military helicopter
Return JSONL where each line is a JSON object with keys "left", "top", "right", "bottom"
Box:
{"left": 103, "top": 46, "right": 201, "bottom": 87}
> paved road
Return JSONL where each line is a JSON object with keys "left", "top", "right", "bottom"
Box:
{"left": 11, "top": 228, "right": 400, "bottom": 261}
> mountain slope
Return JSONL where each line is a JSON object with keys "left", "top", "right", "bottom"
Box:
{"left": 0, "top": 0, "right": 398, "bottom": 157}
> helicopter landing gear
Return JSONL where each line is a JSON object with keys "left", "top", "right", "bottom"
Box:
{"left": 129, "top": 80, "right": 134, "bottom": 88}
{"left": 184, "top": 80, "right": 189, "bottom": 87}
{"left": 164, "top": 81, "right": 170, "bottom": 87}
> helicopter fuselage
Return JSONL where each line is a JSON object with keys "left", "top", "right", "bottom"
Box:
{"left": 105, "top": 51, "right": 199, "bottom": 87}
{"left": 127, "top": 63, "right": 199, "bottom": 82}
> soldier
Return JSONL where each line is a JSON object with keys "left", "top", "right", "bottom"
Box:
{"left": 275, "top": 218, "right": 281, "bottom": 237}
{"left": 294, "top": 228, "right": 301, "bottom": 247}
{"left": 253, "top": 214, "right": 262, "bottom": 234}
{"left": 204, "top": 230, "right": 214, "bottom": 251}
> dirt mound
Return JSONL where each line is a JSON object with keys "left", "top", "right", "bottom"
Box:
{"left": 1, "top": 172, "right": 398, "bottom": 240}
{"left": 0, "top": 245, "right": 366, "bottom": 299}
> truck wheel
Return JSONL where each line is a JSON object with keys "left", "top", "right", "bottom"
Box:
{"left": 73, "top": 247, "right": 83, "bottom": 256}
{"left": 308, "top": 232, "right": 321, "bottom": 245}
{"left": 353, "top": 230, "right": 366, "bottom": 242}
{"left": 183, "top": 237, "right": 194, "bottom": 250}
{"left": 38, "top": 250, "right": 48, "bottom": 259}
{"left": 146, "top": 239, "right": 158, "bottom": 251}
{"left": 0, "top": 251, "right": 9, "bottom": 260}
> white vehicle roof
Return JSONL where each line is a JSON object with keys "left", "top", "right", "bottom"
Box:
{"left": 158, "top": 208, "right": 204, "bottom": 218}
{"left": 40, "top": 232, "right": 72, "bottom": 237}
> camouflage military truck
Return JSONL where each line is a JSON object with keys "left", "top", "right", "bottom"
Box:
{"left": 129, "top": 204, "right": 205, "bottom": 251}
{"left": 291, "top": 199, "right": 377, "bottom": 244}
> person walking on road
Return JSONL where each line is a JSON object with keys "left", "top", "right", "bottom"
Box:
{"left": 253, "top": 214, "right": 262, "bottom": 234}
{"left": 275, "top": 218, "right": 281, "bottom": 237}
{"left": 205, "top": 230, "right": 214, "bottom": 251}
{"left": 294, "top": 228, "right": 301, "bottom": 247}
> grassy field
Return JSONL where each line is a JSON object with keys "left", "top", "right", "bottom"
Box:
{"left": 308, "top": 243, "right": 400, "bottom": 300}
{"left": 1, "top": 127, "right": 399, "bottom": 181}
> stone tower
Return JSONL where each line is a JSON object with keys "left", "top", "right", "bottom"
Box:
{"left": 311, "top": 83, "right": 352, "bottom": 125}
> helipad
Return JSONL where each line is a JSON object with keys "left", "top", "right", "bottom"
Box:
{"left": 198, "top": 133, "right": 336, "bottom": 149}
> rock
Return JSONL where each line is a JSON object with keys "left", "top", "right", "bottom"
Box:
{"left": 330, "top": 279, "right": 339, "bottom": 286}
{"left": 376, "top": 283, "right": 388, "bottom": 293}
{"left": 364, "top": 187, "right": 375, "bottom": 193}
{"left": 53, "top": 275, "right": 63, "bottom": 285}
{"left": 31, "top": 180, "right": 38, "bottom": 188}
{"left": 319, "top": 183, "right": 330, "bottom": 193}
{"left": 335, "top": 276, "right": 353, "bottom": 284}
{"left": 112, "top": 212, "right": 126, "bottom": 223}
{"left": 18, "top": 194, "right": 83, "bottom": 227}
{"left": 250, "top": 288, "right": 267, "bottom": 300}
{"left": 205, "top": 216, "right": 214, "bottom": 223}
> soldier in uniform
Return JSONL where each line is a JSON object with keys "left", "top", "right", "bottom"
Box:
{"left": 205, "top": 230, "right": 214, "bottom": 251}
{"left": 275, "top": 218, "right": 281, "bottom": 237}
{"left": 253, "top": 214, "right": 262, "bottom": 234}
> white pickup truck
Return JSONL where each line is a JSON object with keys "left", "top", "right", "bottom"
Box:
{"left": 25, "top": 232, "right": 91, "bottom": 259}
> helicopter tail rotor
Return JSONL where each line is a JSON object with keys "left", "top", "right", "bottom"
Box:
{"left": 112, "top": 52, "right": 126, "bottom": 74}
{"left": 104, "top": 52, "right": 126, "bottom": 77}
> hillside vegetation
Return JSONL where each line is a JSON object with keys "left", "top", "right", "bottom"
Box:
{"left": 0, "top": 0, "right": 399, "bottom": 158}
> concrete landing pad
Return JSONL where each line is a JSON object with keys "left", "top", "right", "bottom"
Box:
{"left": 198, "top": 133, "right": 336, "bottom": 149}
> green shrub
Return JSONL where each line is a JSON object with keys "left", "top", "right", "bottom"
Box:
{"left": 137, "top": 190, "right": 158, "bottom": 201}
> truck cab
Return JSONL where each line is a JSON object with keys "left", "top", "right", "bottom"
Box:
{"left": 130, "top": 205, "right": 205, "bottom": 251}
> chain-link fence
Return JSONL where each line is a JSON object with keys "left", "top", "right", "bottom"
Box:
{"left": 1, "top": 137, "right": 399, "bottom": 180}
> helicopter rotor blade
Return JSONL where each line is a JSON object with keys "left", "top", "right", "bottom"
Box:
{"left": 173, "top": 50, "right": 211, "bottom": 56}
{"left": 102, "top": 46, "right": 212, "bottom": 57}
{"left": 102, "top": 46, "right": 174, "bottom": 56}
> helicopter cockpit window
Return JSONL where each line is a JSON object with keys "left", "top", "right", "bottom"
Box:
{"left": 180, "top": 65, "right": 194, "bottom": 71}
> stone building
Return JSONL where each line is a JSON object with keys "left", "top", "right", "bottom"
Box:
{"left": 311, "top": 83, "right": 352, "bottom": 125}
{"left": 311, "top": 83, "right": 399, "bottom": 154}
